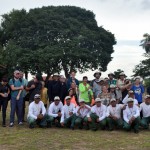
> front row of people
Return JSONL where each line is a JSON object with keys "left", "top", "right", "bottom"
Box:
{"left": 27, "top": 94, "right": 150, "bottom": 133}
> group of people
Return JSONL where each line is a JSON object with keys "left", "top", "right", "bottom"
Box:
{"left": 0, "top": 70, "right": 149, "bottom": 134}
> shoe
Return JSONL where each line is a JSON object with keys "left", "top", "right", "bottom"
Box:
{"left": 29, "top": 124, "right": 34, "bottom": 129}
{"left": 9, "top": 122, "right": 14, "bottom": 127}
{"left": 18, "top": 122, "right": 23, "bottom": 125}
{"left": 2, "top": 124, "right": 6, "bottom": 127}
{"left": 134, "top": 129, "right": 139, "bottom": 134}
{"left": 70, "top": 126, "right": 74, "bottom": 130}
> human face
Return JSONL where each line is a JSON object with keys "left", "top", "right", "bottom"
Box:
{"left": 120, "top": 75, "right": 124, "bottom": 80}
{"left": 71, "top": 82, "right": 76, "bottom": 89}
{"left": 145, "top": 98, "right": 150, "bottom": 105}
{"left": 69, "top": 89, "right": 73, "bottom": 96}
{"left": 14, "top": 72, "right": 20, "bottom": 79}
{"left": 102, "top": 86, "right": 108, "bottom": 93}
{"left": 54, "top": 100, "right": 60, "bottom": 105}
{"left": 34, "top": 98, "right": 40, "bottom": 104}
{"left": 95, "top": 73, "right": 101, "bottom": 79}
{"left": 79, "top": 102, "right": 85, "bottom": 106}
{"left": 111, "top": 101, "right": 116, "bottom": 107}
{"left": 66, "top": 99, "right": 71, "bottom": 105}
{"left": 128, "top": 101, "right": 133, "bottom": 108}
{"left": 135, "top": 79, "right": 140, "bottom": 85}
{"left": 1, "top": 81, "right": 8, "bottom": 86}
{"left": 129, "top": 93, "right": 134, "bottom": 99}
{"left": 96, "top": 101, "right": 101, "bottom": 107}
{"left": 83, "top": 78, "right": 88, "bottom": 84}
{"left": 109, "top": 74, "right": 113, "bottom": 80}
{"left": 19, "top": 72, "right": 24, "bottom": 79}
{"left": 110, "top": 88, "right": 115, "bottom": 92}
{"left": 71, "top": 72, "right": 76, "bottom": 79}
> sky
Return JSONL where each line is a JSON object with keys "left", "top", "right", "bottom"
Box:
{"left": 0, "top": 0, "right": 149, "bottom": 80}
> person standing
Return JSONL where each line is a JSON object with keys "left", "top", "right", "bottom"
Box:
{"left": 79, "top": 76, "right": 93, "bottom": 106}
{"left": 140, "top": 95, "right": 150, "bottom": 129}
{"left": 0, "top": 78, "right": 10, "bottom": 127}
{"left": 108, "top": 73, "right": 117, "bottom": 86}
{"left": 26, "top": 74, "right": 42, "bottom": 103}
{"left": 123, "top": 98, "right": 140, "bottom": 133}
{"left": 27, "top": 94, "right": 47, "bottom": 129}
{"left": 60, "top": 96, "right": 77, "bottom": 130}
{"left": 9, "top": 70, "right": 24, "bottom": 127}
{"left": 131, "top": 76, "right": 145, "bottom": 104}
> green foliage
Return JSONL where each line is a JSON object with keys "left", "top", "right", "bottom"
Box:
{"left": 0, "top": 6, "right": 116, "bottom": 77}
{"left": 113, "top": 69, "right": 125, "bottom": 79}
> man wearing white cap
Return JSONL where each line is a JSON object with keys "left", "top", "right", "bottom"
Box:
{"left": 47, "top": 96, "right": 63, "bottom": 127}
{"left": 60, "top": 96, "right": 77, "bottom": 129}
{"left": 106, "top": 98, "right": 125, "bottom": 131}
{"left": 89, "top": 98, "right": 106, "bottom": 131}
{"left": 123, "top": 98, "right": 140, "bottom": 133}
{"left": 27, "top": 94, "right": 47, "bottom": 128}
{"left": 75, "top": 99, "right": 91, "bottom": 129}
{"left": 140, "top": 95, "right": 150, "bottom": 129}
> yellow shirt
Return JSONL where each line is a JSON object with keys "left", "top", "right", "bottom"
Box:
{"left": 41, "top": 87, "right": 48, "bottom": 105}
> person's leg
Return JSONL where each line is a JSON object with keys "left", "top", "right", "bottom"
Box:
{"left": 83, "top": 116, "right": 89, "bottom": 130}
{"left": 75, "top": 117, "right": 83, "bottom": 129}
{"left": 89, "top": 113, "right": 99, "bottom": 131}
{"left": 39, "top": 115, "right": 47, "bottom": 127}
{"left": 106, "top": 117, "right": 114, "bottom": 130}
{"left": 70, "top": 114, "right": 77, "bottom": 129}
{"left": 46, "top": 115, "right": 54, "bottom": 127}
{"left": 140, "top": 117, "right": 149, "bottom": 129}
{"left": 133, "top": 117, "right": 140, "bottom": 133}
{"left": 116, "top": 118, "right": 123, "bottom": 129}
{"left": 123, "top": 121, "right": 131, "bottom": 131}
{"left": 22, "top": 97, "right": 26, "bottom": 122}
{"left": 10, "top": 97, "right": 17, "bottom": 126}
{"left": 99, "top": 118, "right": 106, "bottom": 130}
{"left": 64, "top": 117, "right": 71, "bottom": 128}
{"left": 2, "top": 99, "right": 8, "bottom": 126}
{"left": 17, "top": 97, "right": 23, "bottom": 124}
{"left": 27, "top": 116, "right": 36, "bottom": 128}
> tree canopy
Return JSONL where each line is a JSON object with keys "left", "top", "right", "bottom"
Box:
{"left": 133, "top": 33, "right": 150, "bottom": 78}
{"left": 0, "top": 6, "right": 116, "bottom": 78}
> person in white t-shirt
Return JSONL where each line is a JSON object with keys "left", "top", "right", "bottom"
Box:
{"left": 89, "top": 98, "right": 107, "bottom": 131}
{"left": 123, "top": 98, "right": 140, "bottom": 133}
{"left": 27, "top": 94, "right": 46, "bottom": 129}
{"left": 140, "top": 95, "right": 150, "bottom": 129}
{"left": 47, "top": 96, "right": 63, "bottom": 127}
{"left": 106, "top": 98, "right": 126, "bottom": 131}
{"left": 60, "top": 96, "right": 77, "bottom": 130}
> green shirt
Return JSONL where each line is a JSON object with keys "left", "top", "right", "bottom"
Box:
{"left": 79, "top": 83, "right": 93, "bottom": 103}
{"left": 9, "top": 78, "right": 23, "bottom": 98}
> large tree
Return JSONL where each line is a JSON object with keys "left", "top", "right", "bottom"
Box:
{"left": 0, "top": 6, "right": 116, "bottom": 78}
{"left": 133, "top": 33, "right": 150, "bottom": 78}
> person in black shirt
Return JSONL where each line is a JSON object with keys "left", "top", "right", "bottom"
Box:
{"left": 0, "top": 78, "right": 10, "bottom": 127}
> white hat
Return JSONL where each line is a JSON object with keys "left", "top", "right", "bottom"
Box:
{"left": 134, "top": 76, "right": 143, "bottom": 82}
{"left": 145, "top": 95, "right": 150, "bottom": 99}
{"left": 34, "top": 94, "right": 41, "bottom": 99}
{"left": 128, "top": 90, "right": 134, "bottom": 94}
{"left": 14, "top": 70, "right": 20, "bottom": 74}
{"left": 65, "top": 96, "right": 71, "bottom": 100}
{"left": 127, "top": 98, "right": 134, "bottom": 103}
{"left": 110, "top": 84, "right": 116, "bottom": 88}
{"left": 95, "top": 98, "right": 102, "bottom": 102}
{"left": 79, "top": 99, "right": 85, "bottom": 103}
{"left": 53, "top": 73, "right": 59, "bottom": 76}
{"left": 54, "top": 96, "right": 60, "bottom": 100}
{"left": 119, "top": 72, "right": 125, "bottom": 76}
{"left": 110, "top": 98, "right": 116, "bottom": 102}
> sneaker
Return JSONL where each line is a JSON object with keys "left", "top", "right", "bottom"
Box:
{"left": 18, "top": 122, "right": 23, "bottom": 125}
{"left": 9, "top": 122, "right": 14, "bottom": 127}
{"left": 29, "top": 124, "right": 34, "bottom": 129}
{"left": 2, "top": 124, "right": 6, "bottom": 127}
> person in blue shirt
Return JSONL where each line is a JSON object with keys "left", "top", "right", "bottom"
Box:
{"left": 131, "top": 76, "right": 144, "bottom": 104}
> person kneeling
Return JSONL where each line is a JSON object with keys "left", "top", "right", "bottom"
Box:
{"left": 75, "top": 99, "right": 91, "bottom": 130}
{"left": 106, "top": 98, "right": 125, "bottom": 131}
{"left": 60, "top": 96, "right": 77, "bottom": 130}
{"left": 123, "top": 98, "right": 140, "bottom": 133}
{"left": 27, "top": 94, "right": 47, "bottom": 129}
{"left": 47, "top": 96, "right": 63, "bottom": 127}
{"left": 89, "top": 98, "right": 107, "bottom": 131}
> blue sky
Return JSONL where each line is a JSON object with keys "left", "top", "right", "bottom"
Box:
{"left": 1, "top": 0, "right": 149, "bottom": 79}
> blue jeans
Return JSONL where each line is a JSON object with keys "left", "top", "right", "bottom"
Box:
{"left": 10, "top": 97, "right": 23, "bottom": 123}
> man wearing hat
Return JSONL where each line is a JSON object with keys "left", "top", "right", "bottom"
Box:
{"left": 140, "top": 95, "right": 150, "bottom": 129}
{"left": 26, "top": 74, "right": 42, "bottom": 103}
{"left": 75, "top": 99, "right": 91, "bottom": 129}
{"left": 9, "top": 70, "right": 24, "bottom": 127}
{"left": 109, "top": 84, "right": 117, "bottom": 100}
{"left": 89, "top": 98, "right": 107, "bottom": 131}
{"left": 60, "top": 96, "right": 77, "bottom": 129}
{"left": 91, "top": 71, "right": 101, "bottom": 89}
{"left": 122, "top": 90, "right": 138, "bottom": 106}
{"left": 27, "top": 94, "right": 47, "bottom": 128}
{"left": 106, "top": 98, "right": 125, "bottom": 131}
{"left": 123, "top": 98, "right": 140, "bottom": 133}
{"left": 47, "top": 96, "right": 63, "bottom": 127}
{"left": 0, "top": 78, "right": 10, "bottom": 127}
{"left": 108, "top": 73, "right": 116, "bottom": 86}
{"left": 47, "top": 74, "right": 61, "bottom": 103}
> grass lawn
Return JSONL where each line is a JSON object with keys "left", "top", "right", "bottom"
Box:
{"left": 0, "top": 102, "right": 149, "bottom": 150}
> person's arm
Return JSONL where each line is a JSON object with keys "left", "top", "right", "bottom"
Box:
{"left": 99, "top": 106, "right": 106, "bottom": 121}
{"left": 79, "top": 83, "right": 87, "bottom": 93}
{"left": 16, "top": 90, "right": 22, "bottom": 100}
{"left": 41, "top": 102, "right": 46, "bottom": 116}
{"left": 28, "top": 104, "right": 37, "bottom": 120}
{"left": 48, "top": 104, "right": 58, "bottom": 117}
{"left": 123, "top": 109, "right": 129, "bottom": 123}
{"left": 140, "top": 85, "right": 145, "bottom": 94}
{"left": 122, "top": 94, "right": 129, "bottom": 104}
{"left": 60, "top": 107, "right": 65, "bottom": 123}
{"left": 106, "top": 106, "right": 110, "bottom": 117}
{"left": 133, "top": 106, "right": 140, "bottom": 118}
